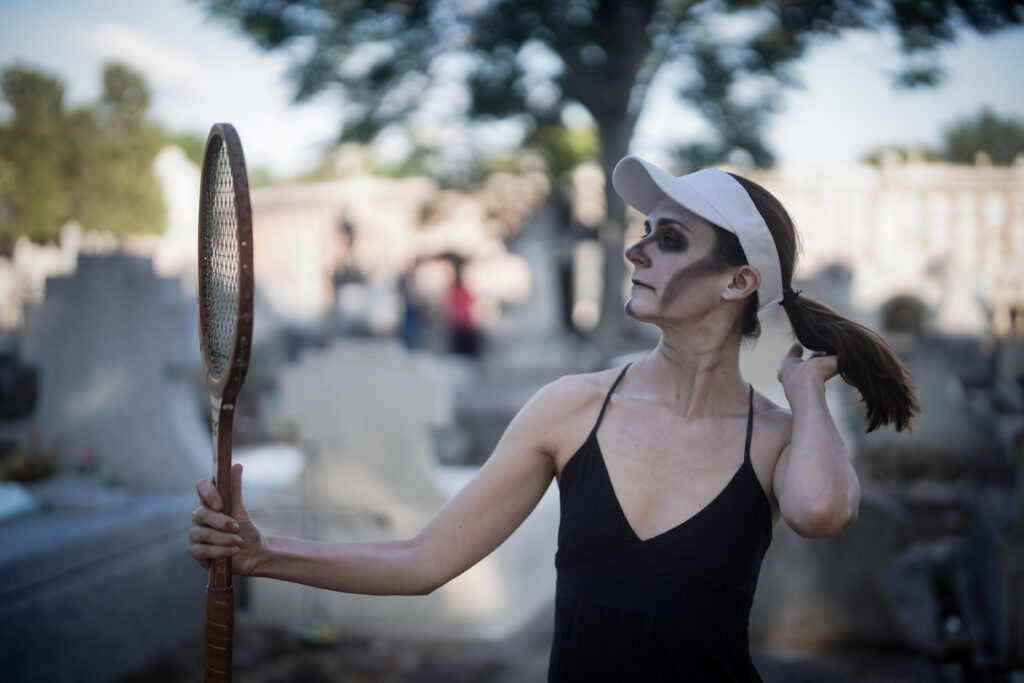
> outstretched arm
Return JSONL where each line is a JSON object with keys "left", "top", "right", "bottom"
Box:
{"left": 189, "top": 380, "right": 564, "bottom": 595}
{"left": 772, "top": 343, "right": 860, "bottom": 538}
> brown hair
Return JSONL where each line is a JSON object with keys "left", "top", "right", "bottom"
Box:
{"left": 714, "top": 172, "right": 920, "bottom": 433}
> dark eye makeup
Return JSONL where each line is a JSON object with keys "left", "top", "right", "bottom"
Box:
{"left": 659, "top": 229, "right": 687, "bottom": 252}
{"left": 641, "top": 219, "right": 688, "bottom": 252}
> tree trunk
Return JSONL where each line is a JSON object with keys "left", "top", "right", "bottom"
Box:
{"left": 576, "top": 1, "right": 656, "bottom": 345}
{"left": 594, "top": 113, "right": 637, "bottom": 343}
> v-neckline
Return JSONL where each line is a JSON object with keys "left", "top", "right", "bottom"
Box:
{"left": 592, "top": 431, "right": 750, "bottom": 544}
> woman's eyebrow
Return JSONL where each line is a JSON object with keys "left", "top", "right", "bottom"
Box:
{"left": 644, "top": 216, "right": 690, "bottom": 232}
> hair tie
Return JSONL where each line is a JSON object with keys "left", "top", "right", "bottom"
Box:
{"left": 781, "top": 288, "right": 802, "bottom": 306}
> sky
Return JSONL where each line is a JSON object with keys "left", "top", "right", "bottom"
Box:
{"left": 1, "top": 0, "right": 1023, "bottom": 178}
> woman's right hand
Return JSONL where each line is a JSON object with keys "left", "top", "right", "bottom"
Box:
{"left": 189, "top": 463, "right": 266, "bottom": 576}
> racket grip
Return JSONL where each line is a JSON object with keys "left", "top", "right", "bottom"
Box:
{"left": 204, "top": 581, "right": 234, "bottom": 682}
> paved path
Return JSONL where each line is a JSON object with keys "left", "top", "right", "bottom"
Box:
{"left": 117, "top": 609, "right": 949, "bottom": 683}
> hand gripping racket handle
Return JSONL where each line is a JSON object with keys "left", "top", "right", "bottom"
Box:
{"left": 204, "top": 403, "right": 235, "bottom": 682}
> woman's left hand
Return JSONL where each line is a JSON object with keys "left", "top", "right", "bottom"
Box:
{"left": 777, "top": 342, "right": 838, "bottom": 391}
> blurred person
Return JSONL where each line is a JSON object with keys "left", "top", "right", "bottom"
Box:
{"left": 397, "top": 258, "right": 423, "bottom": 350}
{"left": 189, "top": 156, "right": 919, "bottom": 682}
{"left": 443, "top": 257, "right": 481, "bottom": 357}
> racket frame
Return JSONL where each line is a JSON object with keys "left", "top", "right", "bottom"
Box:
{"left": 197, "top": 122, "right": 254, "bottom": 403}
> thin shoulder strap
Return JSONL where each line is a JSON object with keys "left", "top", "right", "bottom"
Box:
{"left": 593, "top": 363, "right": 632, "bottom": 432}
{"left": 744, "top": 384, "right": 754, "bottom": 463}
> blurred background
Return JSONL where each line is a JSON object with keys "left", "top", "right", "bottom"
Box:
{"left": 0, "top": 0, "right": 1022, "bottom": 681}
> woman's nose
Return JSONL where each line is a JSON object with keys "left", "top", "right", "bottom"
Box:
{"left": 625, "top": 239, "right": 649, "bottom": 267}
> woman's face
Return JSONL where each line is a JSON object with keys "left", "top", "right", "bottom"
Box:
{"left": 623, "top": 198, "right": 729, "bottom": 322}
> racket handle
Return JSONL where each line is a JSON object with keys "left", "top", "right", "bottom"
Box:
{"left": 204, "top": 568, "right": 233, "bottom": 682}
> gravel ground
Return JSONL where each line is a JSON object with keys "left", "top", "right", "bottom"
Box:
{"left": 115, "top": 611, "right": 970, "bottom": 683}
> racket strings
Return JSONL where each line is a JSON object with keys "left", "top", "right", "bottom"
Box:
{"left": 201, "top": 138, "right": 240, "bottom": 377}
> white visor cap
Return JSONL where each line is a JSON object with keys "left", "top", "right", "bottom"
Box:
{"left": 612, "top": 155, "right": 784, "bottom": 309}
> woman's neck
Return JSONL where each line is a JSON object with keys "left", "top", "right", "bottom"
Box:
{"left": 633, "top": 327, "right": 748, "bottom": 419}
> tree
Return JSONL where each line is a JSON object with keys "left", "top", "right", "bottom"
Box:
{"left": 0, "top": 62, "right": 165, "bottom": 248}
{"left": 74, "top": 64, "right": 166, "bottom": 240}
{"left": 861, "top": 145, "right": 943, "bottom": 165}
{"left": 201, "top": 0, "right": 1024, "bottom": 337}
{"left": 0, "top": 67, "right": 74, "bottom": 246}
{"left": 167, "top": 131, "right": 207, "bottom": 167}
{"left": 940, "top": 108, "right": 1024, "bottom": 165}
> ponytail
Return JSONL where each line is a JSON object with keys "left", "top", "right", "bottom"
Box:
{"left": 718, "top": 172, "right": 921, "bottom": 434}
{"left": 780, "top": 291, "right": 920, "bottom": 432}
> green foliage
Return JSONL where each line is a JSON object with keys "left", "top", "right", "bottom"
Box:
{"left": 526, "top": 124, "right": 599, "bottom": 179}
{"left": 940, "top": 108, "right": 1024, "bottom": 165}
{"left": 861, "top": 146, "right": 943, "bottom": 165}
{"left": 487, "top": 123, "right": 599, "bottom": 181}
{"left": 167, "top": 131, "right": 207, "bottom": 167}
{"left": 0, "top": 67, "right": 74, "bottom": 245}
{"left": 246, "top": 166, "right": 276, "bottom": 187}
{"left": 76, "top": 64, "right": 165, "bottom": 239}
{"left": 201, "top": 0, "right": 1022, "bottom": 179}
{"left": 861, "top": 109, "right": 1024, "bottom": 166}
{"left": 200, "top": 0, "right": 1024, "bottom": 333}
{"left": 0, "top": 62, "right": 166, "bottom": 247}
{"left": 885, "top": 0, "right": 1023, "bottom": 87}
{"left": 164, "top": 129, "right": 275, "bottom": 186}
{"left": 673, "top": 39, "right": 777, "bottom": 172}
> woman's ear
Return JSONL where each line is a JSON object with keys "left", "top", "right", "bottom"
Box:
{"left": 722, "top": 265, "right": 761, "bottom": 302}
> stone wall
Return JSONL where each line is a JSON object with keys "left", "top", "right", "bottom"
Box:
{"left": 747, "top": 157, "right": 1024, "bottom": 336}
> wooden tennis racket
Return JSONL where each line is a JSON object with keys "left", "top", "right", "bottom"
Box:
{"left": 197, "top": 122, "right": 254, "bottom": 683}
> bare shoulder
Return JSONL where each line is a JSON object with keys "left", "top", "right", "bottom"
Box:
{"left": 533, "top": 366, "right": 626, "bottom": 404}
{"left": 753, "top": 391, "right": 795, "bottom": 444}
{"left": 516, "top": 366, "right": 629, "bottom": 465}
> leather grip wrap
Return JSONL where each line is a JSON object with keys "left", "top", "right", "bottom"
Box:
{"left": 204, "top": 565, "right": 234, "bottom": 683}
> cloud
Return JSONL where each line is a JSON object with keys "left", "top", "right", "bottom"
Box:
{"left": 74, "top": 22, "right": 211, "bottom": 95}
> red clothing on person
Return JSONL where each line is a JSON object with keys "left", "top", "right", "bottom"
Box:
{"left": 445, "top": 283, "right": 475, "bottom": 331}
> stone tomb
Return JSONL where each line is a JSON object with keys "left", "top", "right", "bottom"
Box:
{"left": 0, "top": 489, "right": 202, "bottom": 682}
{"left": 3, "top": 253, "right": 222, "bottom": 680}
{"left": 22, "top": 253, "right": 210, "bottom": 490}
{"left": 250, "top": 340, "right": 560, "bottom": 641}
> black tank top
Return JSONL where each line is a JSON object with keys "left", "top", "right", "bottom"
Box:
{"left": 549, "top": 364, "right": 773, "bottom": 682}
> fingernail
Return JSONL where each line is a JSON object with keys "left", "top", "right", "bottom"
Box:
{"left": 231, "top": 522, "right": 239, "bottom": 532}
{"left": 231, "top": 546, "right": 240, "bottom": 554}
{"left": 233, "top": 535, "right": 243, "bottom": 544}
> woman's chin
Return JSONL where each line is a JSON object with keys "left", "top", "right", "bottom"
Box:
{"left": 624, "top": 299, "right": 654, "bottom": 321}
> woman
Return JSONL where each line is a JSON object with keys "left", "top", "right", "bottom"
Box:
{"left": 189, "top": 156, "right": 919, "bottom": 682}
